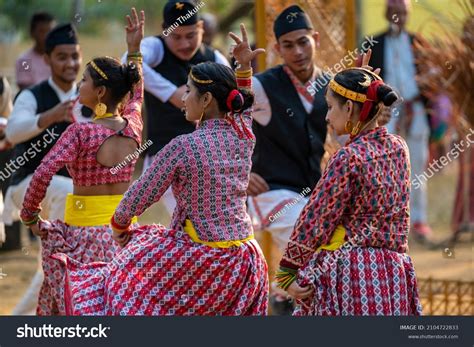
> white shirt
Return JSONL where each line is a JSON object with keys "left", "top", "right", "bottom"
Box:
{"left": 384, "top": 31, "right": 420, "bottom": 101}
{"left": 6, "top": 78, "right": 76, "bottom": 145}
{"left": 122, "top": 36, "right": 230, "bottom": 103}
{"left": 252, "top": 74, "right": 315, "bottom": 126}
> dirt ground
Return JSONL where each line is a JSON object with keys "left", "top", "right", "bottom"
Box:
{"left": 0, "top": 158, "right": 472, "bottom": 315}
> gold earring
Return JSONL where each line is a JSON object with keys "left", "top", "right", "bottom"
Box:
{"left": 94, "top": 95, "right": 107, "bottom": 118}
{"left": 345, "top": 120, "right": 353, "bottom": 133}
{"left": 351, "top": 121, "right": 362, "bottom": 136}
{"left": 199, "top": 108, "right": 205, "bottom": 124}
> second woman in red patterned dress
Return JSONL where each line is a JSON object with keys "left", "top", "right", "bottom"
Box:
{"left": 19, "top": 8, "right": 145, "bottom": 315}
{"left": 59, "top": 24, "right": 269, "bottom": 316}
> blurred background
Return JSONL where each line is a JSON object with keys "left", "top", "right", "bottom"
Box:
{"left": 0, "top": 0, "right": 472, "bottom": 315}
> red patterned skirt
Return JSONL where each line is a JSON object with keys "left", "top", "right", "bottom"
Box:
{"left": 37, "top": 219, "right": 120, "bottom": 315}
{"left": 294, "top": 247, "right": 422, "bottom": 316}
{"left": 55, "top": 225, "right": 269, "bottom": 315}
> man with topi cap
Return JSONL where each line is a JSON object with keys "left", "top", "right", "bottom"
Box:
{"left": 123, "top": 0, "right": 229, "bottom": 218}
{"left": 124, "top": 0, "right": 229, "bottom": 160}
{"left": 245, "top": 5, "right": 328, "bottom": 315}
{"left": 5, "top": 23, "right": 82, "bottom": 315}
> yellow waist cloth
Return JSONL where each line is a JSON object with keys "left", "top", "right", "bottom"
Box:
{"left": 64, "top": 194, "right": 137, "bottom": 227}
{"left": 183, "top": 219, "right": 254, "bottom": 248}
{"left": 316, "top": 224, "right": 347, "bottom": 251}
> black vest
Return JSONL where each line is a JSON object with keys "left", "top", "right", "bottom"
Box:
{"left": 253, "top": 65, "right": 328, "bottom": 193}
{"left": 144, "top": 36, "right": 217, "bottom": 155}
{"left": 10, "top": 80, "right": 71, "bottom": 185}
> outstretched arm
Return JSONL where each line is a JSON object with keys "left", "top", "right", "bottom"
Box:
{"left": 20, "top": 124, "right": 81, "bottom": 231}
{"left": 121, "top": 8, "right": 145, "bottom": 135}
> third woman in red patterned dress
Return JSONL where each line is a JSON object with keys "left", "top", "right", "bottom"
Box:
{"left": 276, "top": 62, "right": 423, "bottom": 316}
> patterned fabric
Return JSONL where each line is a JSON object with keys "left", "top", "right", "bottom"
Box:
{"left": 57, "top": 225, "right": 268, "bottom": 315}
{"left": 294, "top": 247, "right": 422, "bottom": 315}
{"left": 56, "top": 109, "right": 269, "bottom": 315}
{"left": 20, "top": 71, "right": 143, "bottom": 220}
{"left": 113, "top": 112, "right": 255, "bottom": 242}
{"left": 279, "top": 126, "right": 422, "bottom": 315}
{"left": 281, "top": 126, "right": 411, "bottom": 269}
{"left": 282, "top": 64, "right": 318, "bottom": 104}
{"left": 36, "top": 219, "right": 120, "bottom": 315}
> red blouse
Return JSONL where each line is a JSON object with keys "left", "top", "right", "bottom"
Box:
{"left": 20, "top": 71, "right": 143, "bottom": 221}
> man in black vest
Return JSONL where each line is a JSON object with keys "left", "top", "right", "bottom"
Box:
{"left": 246, "top": 5, "right": 328, "bottom": 315}
{"left": 4, "top": 23, "right": 82, "bottom": 314}
{"left": 367, "top": 0, "right": 433, "bottom": 243}
{"left": 123, "top": 0, "right": 229, "bottom": 216}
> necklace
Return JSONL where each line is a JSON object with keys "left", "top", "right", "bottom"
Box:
{"left": 93, "top": 113, "right": 116, "bottom": 122}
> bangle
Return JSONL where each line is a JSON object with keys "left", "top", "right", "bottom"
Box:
{"left": 235, "top": 68, "right": 252, "bottom": 78}
{"left": 21, "top": 214, "right": 41, "bottom": 226}
{"left": 236, "top": 78, "right": 252, "bottom": 88}
{"left": 110, "top": 214, "right": 131, "bottom": 233}
{"left": 127, "top": 51, "right": 142, "bottom": 58}
{"left": 127, "top": 52, "right": 143, "bottom": 64}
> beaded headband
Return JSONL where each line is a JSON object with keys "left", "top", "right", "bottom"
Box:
{"left": 189, "top": 70, "right": 213, "bottom": 84}
{"left": 329, "top": 67, "right": 383, "bottom": 102}
{"left": 329, "top": 79, "right": 367, "bottom": 103}
{"left": 89, "top": 61, "right": 108, "bottom": 80}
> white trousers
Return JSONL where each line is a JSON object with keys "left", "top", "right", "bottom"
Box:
{"left": 247, "top": 189, "right": 308, "bottom": 251}
{"left": 386, "top": 101, "right": 430, "bottom": 224}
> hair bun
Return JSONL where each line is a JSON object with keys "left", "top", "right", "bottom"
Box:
{"left": 376, "top": 83, "right": 398, "bottom": 107}
{"left": 226, "top": 89, "right": 244, "bottom": 112}
{"left": 122, "top": 62, "right": 141, "bottom": 91}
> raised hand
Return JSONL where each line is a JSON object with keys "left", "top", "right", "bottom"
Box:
{"left": 125, "top": 7, "right": 145, "bottom": 53}
{"left": 357, "top": 49, "right": 381, "bottom": 75}
{"left": 229, "top": 23, "right": 265, "bottom": 68}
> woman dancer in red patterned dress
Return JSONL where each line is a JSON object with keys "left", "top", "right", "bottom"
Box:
{"left": 59, "top": 24, "right": 269, "bottom": 316}
{"left": 19, "top": 8, "right": 145, "bottom": 315}
{"left": 276, "top": 62, "right": 423, "bottom": 315}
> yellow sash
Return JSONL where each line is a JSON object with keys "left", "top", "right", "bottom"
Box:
{"left": 64, "top": 194, "right": 137, "bottom": 227}
{"left": 316, "top": 224, "right": 347, "bottom": 251}
{"left": 183, "top": 219, "right": 254, "bottom": 248}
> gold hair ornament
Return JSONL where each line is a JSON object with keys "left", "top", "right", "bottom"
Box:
{"left": 90, "top": 61, "right": 108, "bottom": 80}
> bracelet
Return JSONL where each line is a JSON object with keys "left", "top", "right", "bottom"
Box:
{"left": 235, "top": 69, "right": 252, "bottom": 78}
{"left": 21, "top": 214, "right": 41, "bottom": 226}
{"left": 127, "top": 51, "right": 142, "bottom": 58}
{"left": 127, "top": 52, "right": 143, "bottom": 64}
{"left": 236, "top": 78, "right": 252, "bottom": 87}
{"left": 110, "top": 214, "right": 131, "bottom": 233}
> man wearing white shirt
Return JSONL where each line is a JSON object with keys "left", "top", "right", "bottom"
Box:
{"left": 245, "top": 5, "right": 328, "bottom": 315}
{"left": 368, "top": 0, "right": 433, "bottom": 242}
{"left": 4, "top": 23, "right": 81, "bottom": 315}
{"left": 123, "top": 0, "right": 229, "bottom": 161}
{"left": 123, "top": 0, "right": 229, "bottom": 216}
